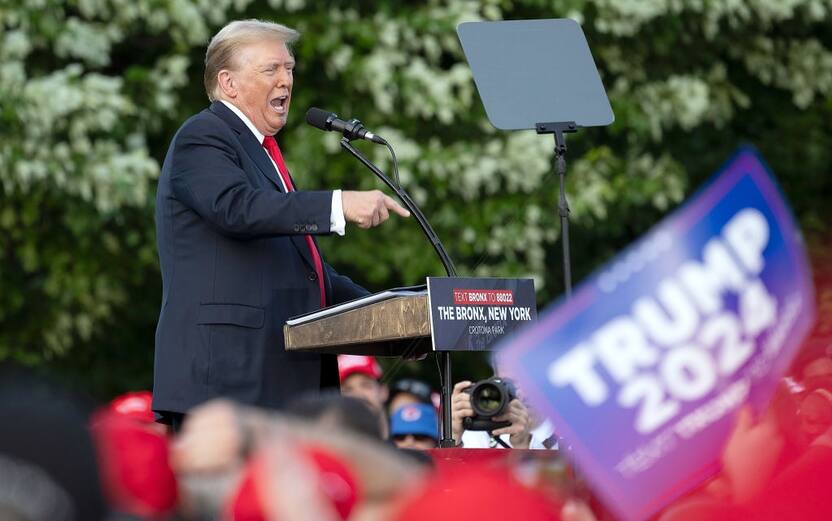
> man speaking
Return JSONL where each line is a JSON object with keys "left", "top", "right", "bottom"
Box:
{"left": 152, "top": 19, "right": 409, "bottom": 429}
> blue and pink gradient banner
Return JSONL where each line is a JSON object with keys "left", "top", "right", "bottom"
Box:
{"left": 496, "top": 147, "right": 816, "bottom": 521}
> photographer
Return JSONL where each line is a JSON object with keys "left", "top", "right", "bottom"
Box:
{"left": 451, "top": 380, "right": 555, "bottom": 449}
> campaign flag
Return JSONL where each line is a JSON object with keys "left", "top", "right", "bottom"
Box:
{"left": 496, "top": 147, "right": 816, "bottom": 521}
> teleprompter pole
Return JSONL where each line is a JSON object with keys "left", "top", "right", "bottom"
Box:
{"left": 536, "top": 121, "right": 578, "bottom": 298}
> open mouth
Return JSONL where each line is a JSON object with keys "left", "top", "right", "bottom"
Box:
{"left": 270, "top": 96, "right": 289, "bottom": 114}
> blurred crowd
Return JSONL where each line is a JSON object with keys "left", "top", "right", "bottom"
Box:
{"left": 1, "top": 281, "right": 832, "bottom": 521}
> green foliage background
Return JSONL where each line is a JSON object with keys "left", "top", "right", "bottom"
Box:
{"left": 2, "top": 0, "right": 831, "bottom": 398}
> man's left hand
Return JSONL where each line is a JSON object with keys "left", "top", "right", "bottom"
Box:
{"left": 492, "top": 398, "right": 532, "bottom": 449}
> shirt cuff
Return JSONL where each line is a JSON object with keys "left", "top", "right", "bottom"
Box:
{"left": 330, "top": 190, "right": 346, "bottom": 236}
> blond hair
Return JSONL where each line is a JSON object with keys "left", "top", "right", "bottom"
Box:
{"left": 204, "top": 19, "right": 300, "bottom": 101}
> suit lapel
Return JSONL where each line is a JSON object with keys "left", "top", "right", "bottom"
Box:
{"left": 208, "top": 102, "right": 322, "bottom": 279}
{"left": 209, "top": 101, "right": 283, "bottom": 192}
{"left": 290, "top": 236, "right": 315, "bottom": 272}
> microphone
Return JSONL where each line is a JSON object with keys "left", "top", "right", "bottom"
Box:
{"left": 305, "top": 107, "right": 385, "bottom": 144}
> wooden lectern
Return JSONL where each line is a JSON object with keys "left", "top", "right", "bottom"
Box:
{"left": 284, "top": 279, "right": 536, "bottom": 448}
{"left": 283, "top": 293, "right": 434, "bottom": 357}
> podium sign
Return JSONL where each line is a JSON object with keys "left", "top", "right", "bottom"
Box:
{"left": 427, "top": 277, "right": 536, "bottom": 351}
{"left": 496, "top": 148, "right": 815, "bottom": 521}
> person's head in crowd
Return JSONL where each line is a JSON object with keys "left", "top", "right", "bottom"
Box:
{"left": 287, "top": 391, "right": 385, "bottom": 441}
{"left": 90, "top": 410, "right": 179, "bottom": 520}
{"left": 107, "top": 390, "right": 168, "bottom": 436}
{"left": 790, "top": 346, "right": 832, "bottom": 388}
{"left": 801, "top": 355, "right": 832, "bottom": 391}
{"left": 223, "top": 443, "right": 360, "bottom": 521}
{"left": 108, "top": 391, "right": 155, "bottom": 422}
{"left": 205, "top": 19, "right": 298, "bottom": 136}
{"left": 337, "top": 355, "right": 388, "bottom": 413}
{"left": 175, "top": 399, "right": 424, "bottom": 521}
{"left": 390, "top": 403, "right": 439, "bottom": 450}
{"left": 387, "top": 378, "right": 434, "bottom": 416}
{"left": 798, "top": 388, "right": 832, "bottom": 439}
{"left": 0, "top": 365, "right": 108, "bottom": 521}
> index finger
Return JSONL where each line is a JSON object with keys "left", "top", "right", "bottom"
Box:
{"left": 384, "top": 195, "right": 410, "bottom": 217}
{"left": 509, "top": 398, "right": 528, "bottom": 413}
{"left": 452, "top": 381, "right": 473, "bottom": 395}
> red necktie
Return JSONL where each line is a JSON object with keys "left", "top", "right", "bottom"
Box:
{"left": 262, "top": 135, "right": 327, "bottom": 308}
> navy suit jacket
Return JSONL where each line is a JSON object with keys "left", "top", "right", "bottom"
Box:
{"left": 153, "top": 101, "right": 367, "bottom": 415}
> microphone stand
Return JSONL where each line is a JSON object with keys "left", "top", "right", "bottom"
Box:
{"left": 339, "top": 138, "right": 457, "bottom": 277}
{"left": 339, "top": 137, "right": 459, "bottom": 448}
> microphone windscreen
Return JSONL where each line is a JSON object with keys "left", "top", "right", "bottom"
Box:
{"left": 305, "top": 107, "right": 332, "bottom": 131}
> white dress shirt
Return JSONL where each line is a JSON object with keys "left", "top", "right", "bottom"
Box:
{"left": 460, "top": 419, "right": 557, "bottom": 450}
{"left": 220, "top": 100, "right": 345, "bottom": 235}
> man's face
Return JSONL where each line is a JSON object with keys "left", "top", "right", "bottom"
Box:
{"left": 227, "top": 38, "right": 294, "bottom": 135}
{"left": 340, "top": 374, "right": 387, "bottom": 412}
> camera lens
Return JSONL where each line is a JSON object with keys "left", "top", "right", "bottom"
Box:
{"left": 472, "top": 383, "right": 504, "bottom": 415}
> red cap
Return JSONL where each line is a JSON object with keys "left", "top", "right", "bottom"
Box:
{"left": 90, "top": 411, "right": 178, "bottom": 519}
{"left": 393, "top": 463, "right": 561, "bottom": 521}
{"left": 306, "top": 446, "right": 361, "bottom": 520}
{"left": 337, "top": 355, "right": 382, "bottom": 383}
{"left": 226, "top": 456, "right": 267, "bottom": 521}
{"left": 108, "top": 391, "right": 155, "bottom": 424}
{"left": 225, "top": 444, "right": 360, "bottom": 521}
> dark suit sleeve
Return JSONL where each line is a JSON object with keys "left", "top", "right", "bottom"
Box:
{"left": 324, "top": 262, "right": 371, "bottom": 304}
{"left": 169, "top": 118, "right": 332, "bottom": 240}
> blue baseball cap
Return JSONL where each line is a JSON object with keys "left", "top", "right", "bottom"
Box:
{"left": 390, "top": 403, "right": 439, "bottom": 440}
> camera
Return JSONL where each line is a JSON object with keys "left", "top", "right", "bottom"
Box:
{"left": 462, "top": 377, "right": 517, "bottom": 431}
